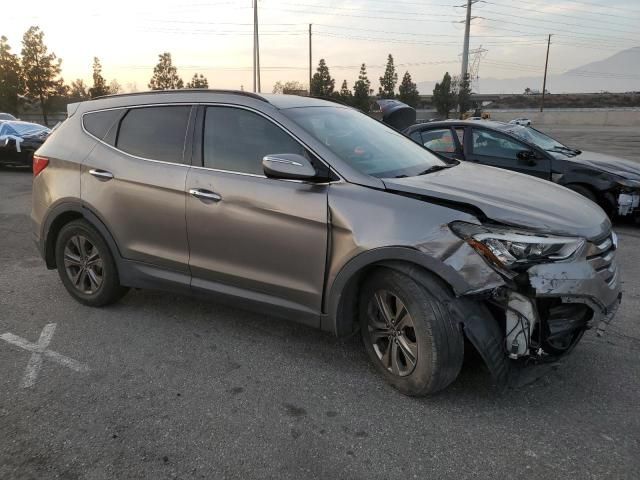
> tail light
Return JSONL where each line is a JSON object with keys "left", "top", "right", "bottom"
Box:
{"left": 33, "top": 155, "right": 49, "bottom": 177}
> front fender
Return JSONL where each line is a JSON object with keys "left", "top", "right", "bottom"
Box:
{"left": 322, "top": 244, "right": 505, "bottom": 336}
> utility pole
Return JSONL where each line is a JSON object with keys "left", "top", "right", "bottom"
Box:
{"left": 254, "top": 0, "right": 261, "bottom": 93}
{"left": 540, "top": 34, "right": 552, "bottom": 112}
{"left": 460, "top": 0, "right": 472, "bottom": 82}
{"left": 309, "top": 24, "right": 313, "bottom": 95}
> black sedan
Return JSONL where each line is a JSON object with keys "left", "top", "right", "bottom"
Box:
{"left": 404, "top": 120, "right": 640, "bottom": 220}
{"left": 0, "top": 120, "right": 51, "bottom": 168}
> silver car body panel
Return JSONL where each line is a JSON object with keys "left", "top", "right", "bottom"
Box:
{"left": 33, "top": 91, "right": 622, "bottom": 371}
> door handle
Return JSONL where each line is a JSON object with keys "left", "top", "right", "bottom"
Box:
{"left": 89, "top": 169, "right": 114, "bottom": 180}
{"left": 189, "top": 188, "right": 222, "bottom": 202}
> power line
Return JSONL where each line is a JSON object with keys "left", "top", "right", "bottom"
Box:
{"left": 481, "top": 0, "right": 639, "bottom": 29}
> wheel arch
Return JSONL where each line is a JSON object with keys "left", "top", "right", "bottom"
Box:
{"left": 42, "top": 201, "right": 123, "bottom": 270}
{"left": 322, "top": 247, "right": 476, "bottom": 338}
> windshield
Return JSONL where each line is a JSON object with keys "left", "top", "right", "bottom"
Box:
{"left": 282, "top": 106, "right": 446, "bottom": 178}
{"left": 502, "top": 125, "right": 569, "bottom": 152}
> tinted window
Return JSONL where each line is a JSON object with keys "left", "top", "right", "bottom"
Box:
{"left": 455, "top": 128, "right": 465, "bottom": 151}
{"left": 116, "top": 106, "right": 191, "bottom": 163}
{"left": 472, "top": 129, "right": 527, "bottom": 160}
{"left": 421, "top": 129, "right": 455, "bottom": 153}
{"left": 409, "top": 131, "right": 422, "bottom": 144}
{"left": 203, "top": 106, "right": 304, "bottom": 175}
{"left": 83, "top": 109, "right": 124, "bottom": 144}
{"left": 282, "top": 107, "right": 446, "bottom": 178}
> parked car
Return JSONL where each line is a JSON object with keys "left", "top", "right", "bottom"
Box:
{"left": 509, "top": 118, "right": 532, "bottom": 126}
{"left": 0, "top": 112, "right": 17, "bottom": 121}
{"left": 0, "top": 120, "right": 51, "bottom": 168}
{"left": 405, "top": 120, "right": 640, "bottom": 220}
{"left": 32, "top": 91, "right": 621, "bottom": 396}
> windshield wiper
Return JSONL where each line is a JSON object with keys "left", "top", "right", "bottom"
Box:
{"left": 416, "top": 164, "right": 455, "bottom": 175}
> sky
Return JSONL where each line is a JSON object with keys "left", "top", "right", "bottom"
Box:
{"left": 2, "top": 0, "right": 640, "bottom": 93}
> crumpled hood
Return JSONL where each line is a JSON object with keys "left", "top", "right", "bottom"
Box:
{"left": 383, "top": 162, "right": 611, "bottom": 240}
{"left": 569, "top": 150, "right": 640, "bottom": 181}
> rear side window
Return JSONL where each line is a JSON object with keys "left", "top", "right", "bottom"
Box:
{"left": 116, "top": 106, "right": 191, "bottom": 163}
{"left": 83, "top": 109, "right": 125, "bottom": 145}
{"left": 421, "top": 129, "right": 456, "bottom": 153}
{"left": 203, "top": 106, "right": 304, "bottom": 175}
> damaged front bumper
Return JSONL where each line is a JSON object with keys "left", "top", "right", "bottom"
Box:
{"left": 500, "top": 230, "right": 622, "bottom": 359}
{"left": 616, "top": 191, "right": 640, "bottom": 217}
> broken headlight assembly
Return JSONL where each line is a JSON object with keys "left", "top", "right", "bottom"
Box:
{"left": 449, "top": 221, "right": 585, "bottom": 272}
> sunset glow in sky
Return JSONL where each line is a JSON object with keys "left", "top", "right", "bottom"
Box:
{"left": 2, "top": 0, "right": 639, "bottom": 93}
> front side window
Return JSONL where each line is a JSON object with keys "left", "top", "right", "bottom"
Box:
{"left": 116, "top": 106, "right": 191, "bottom": 163}
{"left": 472, "top": 129, "right": 528, "bottom": 160}
{"left": 282, "top": 106, "right": 446, "bottom": 178}
{"left": 203, "top": 106, "right": 305, "bottom": 175}
{"left": 421, "top": 129, "right": 456, "bottom": 153}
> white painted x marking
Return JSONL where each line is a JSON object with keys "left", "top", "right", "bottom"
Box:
{"left": 0, "top": 323, "right": 90, "bottom": 388}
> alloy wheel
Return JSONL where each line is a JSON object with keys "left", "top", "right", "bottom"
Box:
{"left": 367, "top": 290, "right": 418, "bottom": 377}
{"left": 63, "top": 234, "right": 104, "bottom": 295}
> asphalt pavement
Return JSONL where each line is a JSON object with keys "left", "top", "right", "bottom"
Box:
{"left": 1, "top": 126, "right": 639, "bottom": 479}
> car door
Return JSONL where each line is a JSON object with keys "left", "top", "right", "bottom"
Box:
{"left": 185, "top": 105, "right": 329, "bottom": 315}
{"left": 466, "top": 127, "right": 551, "bottom": 179}
{"left": 412, "top": 127, "right": 462, "bottom": 160}
{"left": 81, "top": 105, "right": 194, "bottom": 274}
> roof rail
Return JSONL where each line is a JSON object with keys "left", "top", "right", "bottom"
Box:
{"left": 92, "top": 89, "right": 269, "bottom": 103}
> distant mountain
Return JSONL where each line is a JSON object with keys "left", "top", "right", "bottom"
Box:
{"left": 417, "top": 47, "right": 640, "bottom": 94}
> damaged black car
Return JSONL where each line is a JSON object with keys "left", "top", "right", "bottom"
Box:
{"left": 0, "top": 120, "right": 51, "bottom": 168}
{"left": 404, "top": 120, "right": 640, "bottom": 220}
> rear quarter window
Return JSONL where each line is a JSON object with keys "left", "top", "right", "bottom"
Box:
{"left": 83, "top": 109, "right": 125, "bottom": 145}
{"left": 116, "top": 106, "right": 192, "bottom": 164}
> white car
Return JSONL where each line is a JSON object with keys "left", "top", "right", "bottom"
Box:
{"left": 509, "top": 118, "right": 532, "bottom": 126}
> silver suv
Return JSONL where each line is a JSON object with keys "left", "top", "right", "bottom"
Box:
{"left": 32, "top": 90, "right": 621, "bottom": 395}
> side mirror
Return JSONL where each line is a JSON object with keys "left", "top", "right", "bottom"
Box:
{"left": 517, "top": 150, "right": 537, "bottom": 165}
{"left": 262, "top": 153, "right": 317, "bottom": 181}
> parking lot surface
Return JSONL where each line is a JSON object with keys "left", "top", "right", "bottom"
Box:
{"left": 1, "top": 126, "right": 639, "bottom": 479}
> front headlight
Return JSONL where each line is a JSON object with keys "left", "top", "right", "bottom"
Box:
{"left": 450, "top": 221, "right": 585, "bottom": 270}
{"left": 615, "top": 177, "right": 640, "bottom": 190}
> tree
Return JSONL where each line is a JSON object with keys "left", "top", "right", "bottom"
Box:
{"left": 148, "top": 52, "right": 183, "bottom": 90}
{"left": 398, "top": 71, "right": 420, "bottom": 108}
{"left": 109, "top": 79, "right": 122, "bottom": 95}
{"left": 378, "top": 54, "right": 398, "bottom": 99}
{"left": 0, "top": 36, "right": 22, "bottom": 115}
{"left": 21, "top": 26, "right": 64, "bottom": 125}
{"left": 272, "top": 80, "right": 306, "bottom": 94}
{"left": 432, "top": 72, "right": 456, "bottom": 119}
{"left": 69, "top": 79, "right": 89, "bottom": 99}
{"left": 89, "top": 57, "right": 110, "bottom": 98}
{"left": 186, "top": 73, "right": 209, "bottom": 89}
{"left": 353, "top": 63, "right": 371, "bottom": 112}
{"left": 339, "top": 79, "right": 353, "bottom": 105}
{"left": 456, "top": 74, "right": 473, "bottom": 118}
{"left": 310, "top": 59, "right": 335, "bottom": 97}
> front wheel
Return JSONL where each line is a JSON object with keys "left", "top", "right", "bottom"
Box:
{"left": 359, "top": 269, "right": 464, "bottom": 396}
{"left": 55, "top": 219, "right": 128, "bottom": 306}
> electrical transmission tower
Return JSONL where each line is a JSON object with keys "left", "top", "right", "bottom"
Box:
{"left": 468, "top": 46, "right": 488, "bottom": 92}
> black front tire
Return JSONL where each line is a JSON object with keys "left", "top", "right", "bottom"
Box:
{"left": 55, "top": 219, "right": 128, "bottom": 306}
{"left": 359, "top": 269, "right": 464, "bottom": 396}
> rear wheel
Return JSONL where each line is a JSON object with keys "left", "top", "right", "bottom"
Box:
{"left": 359, "top": 269, "right": 464, "bottom": 396}
{"left": 55, "top": 219, "right": 128, "bottom": 306}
